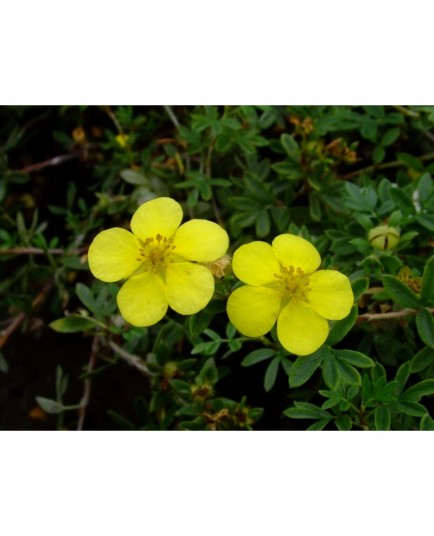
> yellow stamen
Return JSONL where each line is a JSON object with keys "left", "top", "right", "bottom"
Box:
{"left": 137, "top": 234, "right": 176, "bottom": 273}
{"left": 274, "top": 264, "right": 311, "bottom": 302}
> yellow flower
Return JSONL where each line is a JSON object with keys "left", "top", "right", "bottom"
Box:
{"left": 88, "top": 197, "right": 229, "bottom": 327}
{"left": 115, "top": 134, "right": 129, "bottom": 148}
{"left": 227, "top": 234, "right": 354, "bottom": 356}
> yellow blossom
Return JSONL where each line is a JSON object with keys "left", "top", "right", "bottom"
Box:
{"left": 227, "top": 234, "right": 354, "bottom": 356}
{"left": 115, "top": 134, "right": 129, "bottom": 148}
{"left": 88, "top": 197, "right": 229, "bottom": 327}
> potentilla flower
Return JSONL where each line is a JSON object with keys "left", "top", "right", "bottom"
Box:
{"left": 227, "top": 234, "right": 354, "bottom": 356}
{"left": 88, "top": 197, "right": 229, "bottom": 327}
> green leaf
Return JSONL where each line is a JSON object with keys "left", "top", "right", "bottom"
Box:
{"left": 410, "top": 347, "right": 434, "bottom": 373}
{"left": 334, "top": 349, "right": 375, "bottom": 368}
{"left": 381, "top": 127, "right": 401, "bottom": 147}
{"left": 389, "top": 188, "right": 414, "bottom": 212}
{"left": 321, "top": 396, "right": 342, "bottom": 410}
{"left": 361, "top": 374, "right": 374, "bottom": 405}
{"left": 36, "top": 397, "right": 64, "bottom": 414}
{"left": 396, "top": 401, "right": 427, "bottom": 418}
{"left": 417, "top": 173, "right": 433, "bottom": 203}
{"left": 335, "top": 360, "right": 362, "bottom": 386}
{"left": 416, "top": 214, "right": 434, "bottom": 232}
{"left": 334, "top": 414, "right": 352, "bottom": 431}
{"left": 169, "top": 379, "right": 192, "bottom": 397}
{"left": 382, "top": 274, "right": 421, "bottom": 308}
{"left": 107, "top": 410, "right": 136, "bottom": 430}
{"left": 373, "top": 145, "right": 385, "bottom": 164}
{"left": 288, "top": 347, "right": 326, "bottom": 388}
{"left": 375, "top": 381, "right": 398, "bottom": 403}
{"left": 308, "top": 191, "right": 322, "bottom": 222}
{"left": 0, "top": 351, "right": 9, "bottom": 373}
{"left": 283, "top": 402, "right": 331, "bottom": 420}
{"left": 307, "top": 418, "right": 332, "bottom": 431}
{"left": 421, "top": 256, "right": 434, "bottom": 306}
{"left": 278, "top": 357, "right": 292, "bottom": 378}
{"left": 264, "top": 357, "right": 280, "bottom": 392}
{"left": 241, "top": 349, "right": 276, "bottom": 367}
{"left": 49, "top": 315, "right": 96, "bottom": 333}
{"left": 351, "top": 278, "right": 369, "bottom": 301}
{"left": 197, "top": 358, "right": 219, "bottom": 384}
{"left": 191, "top": 340, "right": 221, "bottom": 356}
{"left": 416, "top": 308, "right": 434, "bottom": 348}
{"left": 256, "top": 210, "right": 270, "bottom": 237}
{"left": 16, "top": 211, "right": 26, "bottom": 240}
{"left": 120, "top": 169, "right": 147, "bottom": 185}
{"left": 372, "top": 362, "right": 387, "bottom": 384}
{"left": 401, "top": 379, "right": 434, "bottom": 402}
{"left": 327, "top": 305, "right": 358, "bottom": 345}
{"left": 375, "top": 406, "right": 391, "bottom": 430}
{"left": 188, "top": 310, "right": 213, "bottom": 338}
{"left": 420, "top": 413, "right": 434, "bottom": 431}
{"left": 322, "top": 350, "right": 340, "bottom": 389}
{"left": 280, "top": 133, "right": 300, "bottom": 163}
{"left": 75, "top": 283, "right": 95, "bottom": 313}
{"left": 394, "top": 361, "right": 411, "bottom": 394}
{"left": 396, "top": 152, "right": 424, "bottom": 172}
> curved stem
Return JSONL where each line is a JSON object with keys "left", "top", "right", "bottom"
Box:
{"left": 357, "top": 307, "right": 434, "bottom": 323}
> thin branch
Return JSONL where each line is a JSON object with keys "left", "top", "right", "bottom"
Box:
{"left": 0, "top": 279, "right": 54, "bottom": 350}
{"left": 205, "top": 138, "right": 223, "bottom": 226}
{"left": 10, "top": 153, "right": 78, "bottom": 175}
{"left": 423, "top": 131, "right": 434, "bottom": 144}
{"left": 165, "top": 105, "right": 192, "bottom": 174}
{"left": 357, "top": 307, "right": 434, "bottom": 323}
{"left": 392, "top": 105, "right": 420, "bottom": 118}
{"left": 77, "top": 335, "right": 99, "bottom": 431}
{"left": 342, "top": 152, "right": 434, "bottom": 180}
{"left": 0, "top": 246, "right": 86, "bottom": 256}
{"left": 104, "top": 106, "right": 124, "bottom": 136}
{"left": 164, "top": 105, "right": 180, "bottom": 128}
{"left": 107, "top": 340, "right": 154, "bottom": 377}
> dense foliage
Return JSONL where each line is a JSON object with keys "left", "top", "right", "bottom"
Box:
{"left": 1, "top": 105, "right": 434, "bottom": 430}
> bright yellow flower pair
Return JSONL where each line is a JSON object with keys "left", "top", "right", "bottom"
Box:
{"left": 89, "top": 197, "right": 353, "bottom": 357}
{"left": 88, "top": 197, "right": 229, "bottom": 327}
{"left": 227, "top": 235, "right": 354, "bottom": 356}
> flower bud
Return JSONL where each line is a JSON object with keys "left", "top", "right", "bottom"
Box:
{"left": 163, "top": 362, "right": 178, "bottom": 379}
{"left": 368, "top": 225, "right": 400, "bottom": 251}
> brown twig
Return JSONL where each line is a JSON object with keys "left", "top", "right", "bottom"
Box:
{"left": 0, "top": 279, "right": 54, "bottom": 350}
{"left": 107, "top": 340, "right": 153, "bottom": 377}
{"left": 205, "top": 138, "right": 224, "bottom": 226}
{"left": 10, "top": 153, "right": 78, "bottom": 175}
{"left": 104, "top": 106, "right": 124, "bottom": 137}
{"left": 357, "top": 307, "right": 434, "bottom": 323}
{"left": 423, "top": 131, "right": 434, "bottom": 144}
{"left": 77, "top": 334, "right": 100, "bottom": 431}
{"left": 0, "top": 246, "right": 87, "bottom": 256}
{"left": 342, "top": 152, "right": 434, "bottom": 180}
{"left": 393, "top": 105, "right": 420, "bottom": 118}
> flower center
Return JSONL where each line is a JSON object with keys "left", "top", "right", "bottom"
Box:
{"left": 274, "top": 265, "right": 311, "bottom": 303}
{"left": 136, "top": 233, "right": 176, "bottom": 273}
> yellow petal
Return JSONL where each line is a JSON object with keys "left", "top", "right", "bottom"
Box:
{"left": 307, "top": 270, "right": 354, "bottom": 320}
{"left": 277, "top": 300, "right": 329, "bottom": 356}
{"left": 172, "top": 219, "right": 229, "bottom": 262}
{"left": 272, "top": 234, "right": 321, "bottom": 273}
{"left": 130, "top": 197, "right": 183, "bottom": 241}
{"left": 232, "top": 241, "right": 281, "bottom": 286}
{"left": 165, "top": 262, "right": 215, "bottom": 315}
{"left": 117, "top": 272, "right": 168, "bottom": 326}
{"left": 227, "top": 285, "right": 280, "bottom": 337}
{"left": 88, "top": 228, "right": 141, "bottom": 282}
